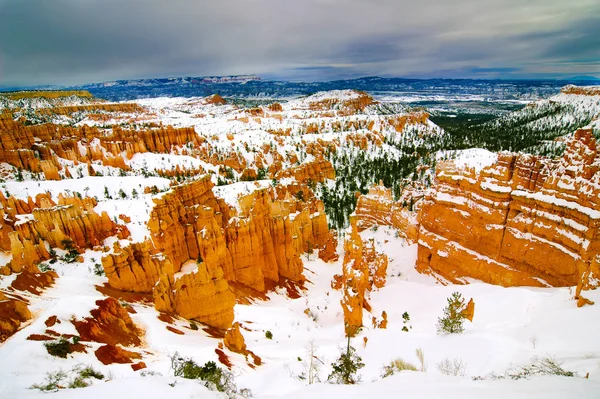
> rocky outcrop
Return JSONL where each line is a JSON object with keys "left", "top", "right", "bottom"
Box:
{"left": 275, "top": 159, "right": 335, "bottom": 183}
{"left": 319, "top": 234, "right": 339, "bottom": 262}
{"left": 72, "top": 297, "right": 142, "bottom": 347}
{"left": 102, "top": 241, "right": 175, "bottom": 293}
{"left": 106, "top": 177, "right": 332, "bottom": 329}
{"left": 576, "top": 254, "right": 600, "bottom": 307}
{"left": 0, "top": 118, "right": 201, "bottom": 175}
{"left": 10, "top": 264, "right": 58, "bottom": 294}
{"left": 222, "top": 322, "right": 261, "bottom": 365}
{"left": 363, "top": 238, "right": 388, "bottom": 290}
{"left": 415, "top": 129, "right": 600, "bottom": 289}
{"left": 147, "top": 176, "right": 229, "bottom": 271}
{"left": 154, "top": 262, "right": 236, "bottom": 330}
{"left": 307, "top": 90, "right": 375, "bottom": 113}
{"left": 462, "top": 298, "right": 475, "bottom": 322}
{"left": 5, "top": 194, "right": 128, "bottom": 274}
{"left": 223, "top": 322, "right": 247, "bottom": 354}
{"left": 561, "top": 85, "right": 600, "bottom": 96}
{"left": 0, "top": 291, "right": 32, "bottom": 343}
{"left": 339, "top": 220, "right": 388, "bottom": 337}
{"left": 354, "top": 183, "right": 419, "bottom": 241}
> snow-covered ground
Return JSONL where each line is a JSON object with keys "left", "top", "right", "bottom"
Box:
{"left": 436, "top": 148, "right": 498, "bottom": 172}
{"left": 1, "top": 227, "right": 599, "bottom": 398}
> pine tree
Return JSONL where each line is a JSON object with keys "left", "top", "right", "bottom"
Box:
{"left": 328, "top": 337, "right": 364, "bottom": 384}
{"left": 436, "top": 291, "right": 466, "bottom": 334}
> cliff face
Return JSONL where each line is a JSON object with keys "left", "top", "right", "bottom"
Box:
{"left": 102, "top": 241, "right": 175, "bottom": 293}
{"left": 0, "top": 118, "right": 201, "bottom": 176}
{"left": 415, "top": 129, "right": 600, "bottom": 292}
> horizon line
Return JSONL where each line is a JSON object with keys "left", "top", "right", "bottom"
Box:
{"left": 2, "top": 73, "right": 600, "bottom": 91}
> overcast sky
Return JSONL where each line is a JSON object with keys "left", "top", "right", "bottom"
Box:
{"left": 0, "top": 0, "right": 599, "bottom": 87}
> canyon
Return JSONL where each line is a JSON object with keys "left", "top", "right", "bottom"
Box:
{"left": 0, "top": 86, "right": 599, "bottom": 398}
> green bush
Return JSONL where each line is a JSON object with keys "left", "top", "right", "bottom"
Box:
{"left": 60, "top": 239, "right": 79, "bottom": 264}
{"left": 30, "top": 365, "right": 103, "bottom": 392}
{"left": 170, "top": 353, "right": 236, "bottom": 395}
{"left": 44, "top": 338, "right": 74, "bottom": 358}
{"left": 77, "top": 365, "right": 104, "bottom": 380}
{"left": 93, "top": 263, "right": 105, "bottom": 276}
{"left": 30, "top": 370, "right": 68, "bottom": 392}
{"left": 68, "top": 376, "right": 89, "bottom": 389}
{"left": 265, "top": 330, "right": 273, "bottom": 339}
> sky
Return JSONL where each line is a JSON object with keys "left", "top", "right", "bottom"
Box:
{"left": 0, "top": 0, "right": 599, "bottom": 87}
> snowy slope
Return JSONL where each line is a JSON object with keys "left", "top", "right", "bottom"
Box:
{"left": 1, "top": 227, "right": 600, "bottom": 398}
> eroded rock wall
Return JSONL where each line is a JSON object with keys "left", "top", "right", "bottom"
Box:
{"left": 415, "top": 129, "right": 600, "bottom": 290}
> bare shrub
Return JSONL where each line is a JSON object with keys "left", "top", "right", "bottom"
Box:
{"left": 437, "top": 357, "right": 467, "bottom": 377}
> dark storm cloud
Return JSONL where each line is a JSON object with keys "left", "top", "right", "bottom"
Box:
{"left": 0, "top": 0, "right": 599, "bottom": 87}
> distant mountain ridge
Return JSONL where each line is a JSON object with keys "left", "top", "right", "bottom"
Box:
{"left": 61, "top": 75, "right": 600, "bottom": 102}
{"left": 3, "top": 75, "right": 600, "bottom": 102}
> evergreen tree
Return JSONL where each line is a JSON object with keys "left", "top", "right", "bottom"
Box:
{"left": 436, "top": 292, "right": 466, "bottom": 334}
{"left": 328, "top": 337, "right": 364, "bottom": 384}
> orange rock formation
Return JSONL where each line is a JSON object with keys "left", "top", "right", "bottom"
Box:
{"left": 413, "top": 129, "right": 600, "bottom": 291}
{"left": 103, "top": 176, "right": 332, "bottom": 329}
{"left": 354, "top": 183, "right": 419, "bottom": 241}
{"left": 339, "top": 220, "right": 388, "bottom": 336}
{"left": 0, "top": 291, "right": 32, "bottom": 343}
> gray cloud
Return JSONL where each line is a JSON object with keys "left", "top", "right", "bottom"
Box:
{"left": 0, "top": 0, "right": 599, "bottom": 87}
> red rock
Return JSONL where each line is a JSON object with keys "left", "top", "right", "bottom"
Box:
{"left": 95, "top": 344, "right": 141, "bottom": 365}
{"left": 0, "top": 291, "right": 32, "bottom": 343}
{"left": 72, "top": 297, "right": 142, "bottom": 347}
{"left": 131, "top": 362, "right": 147, "bottom": 371}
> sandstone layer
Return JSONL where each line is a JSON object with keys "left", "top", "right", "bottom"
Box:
{"left": 413, "top": 129, "right": 600, "bottom": 296}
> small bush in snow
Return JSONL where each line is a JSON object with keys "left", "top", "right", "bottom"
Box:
{"left": 381, "top": 358, "right": 418, "bottom": 377}
{"left": 170, "top": 352, "right": 241, "bottom": 396}
{"left": 38, "top": 262, "right": 54, "bottom": 273}
{"left": 402, "top": 311, "right": 411, "bottom": 332}
{"left": 76, "top": 365, "right": 104, "bottom": 380}
{"left": 436, "top": 292, "right": 466, "bottom": 334}
{"left": 437, "top": 357, "right": 467, "bottom": 377}
{"left": 473, "top": 356, "right": 576, "bottom": 381}
{"left": 505, "top": 356, "right": 576, "bottom": 379}
{"left": 30, "top": 365, "right": 104, "bottom": 392}
{"left": 30, "top": 370, "right": 69, "bottom": 392}
{"left": 328, "top": 338, "right": 365, "bottom": 384}
{"left": 265, "top": 330, "right": 273, "bottom": 339}
{"left": 44, "top": 337, "right": 75, "bottom": 358}
{"left": 93, "top": 263, "right": 105, "bottom": 276}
